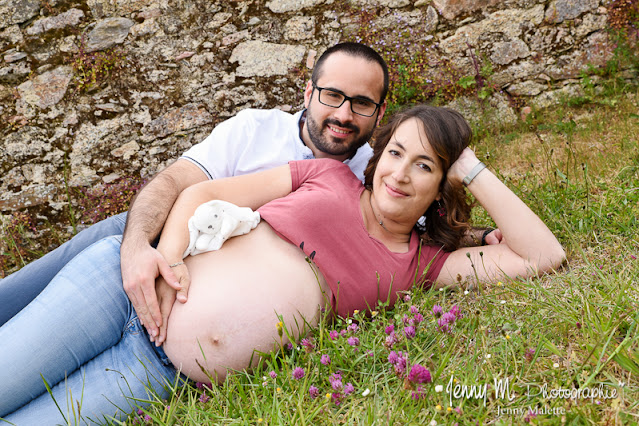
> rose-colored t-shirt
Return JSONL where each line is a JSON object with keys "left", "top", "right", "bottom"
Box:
{"left": 258, "top": 158, "right": 450, "bottom": 317}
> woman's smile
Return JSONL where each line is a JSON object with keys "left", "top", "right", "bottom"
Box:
{"left": 384, "top": 182, "right": 409, "bottom": 197}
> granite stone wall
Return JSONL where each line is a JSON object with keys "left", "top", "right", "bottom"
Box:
{"left": 0, "top": 0, "right": 630, "bottom": 223}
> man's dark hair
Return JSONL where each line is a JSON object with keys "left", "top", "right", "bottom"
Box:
{"left": 311, "top": 42, "right": 389, "bottom": 104}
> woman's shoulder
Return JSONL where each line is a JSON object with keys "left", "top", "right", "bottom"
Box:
{"left": 291, "top": 158, "right": 357, "bottom": 180}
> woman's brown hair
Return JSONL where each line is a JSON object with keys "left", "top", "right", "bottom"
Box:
{"left": 363, "top": 105, "right": 473, "bottom": 251}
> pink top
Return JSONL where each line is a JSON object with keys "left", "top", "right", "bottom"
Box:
{"left": 258, "top": 159, "right": 450, "bottom": 317}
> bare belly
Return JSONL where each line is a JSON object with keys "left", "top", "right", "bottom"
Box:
{"left": 162, "top": 221, "right": 330, "bottom": 383}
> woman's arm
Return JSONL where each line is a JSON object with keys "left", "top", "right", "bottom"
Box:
{"left": 151, "top": 164, "right": 293, "bottom": 344}
{"left": 436, "top": 148, "right": 565, "bottom": 287}
{"left": 156, "top": 164, "right": 293, "bottom": 264}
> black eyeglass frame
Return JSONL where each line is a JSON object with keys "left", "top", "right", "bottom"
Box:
{"left": 311, "top": 83, "right": 383, "bottom": 117}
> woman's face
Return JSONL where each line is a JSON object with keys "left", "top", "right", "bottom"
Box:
{"left": 372, "top": 118, "right": 444, "bottom": 223}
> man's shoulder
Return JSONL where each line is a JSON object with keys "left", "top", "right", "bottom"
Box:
{"left": 233, "top": 108, "right": 301, "bottom": 125}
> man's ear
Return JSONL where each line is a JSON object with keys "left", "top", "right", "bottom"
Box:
{"left": 303, "top": 80, "right": 314, "bottom": 109}
{"left": 376, "top": 100, "right": 387, "bottom": 127}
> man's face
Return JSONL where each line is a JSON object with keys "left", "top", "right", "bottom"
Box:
{"left": 302, "top": 53, "right": 387, "bottom": 161}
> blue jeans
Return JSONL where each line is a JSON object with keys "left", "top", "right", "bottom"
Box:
{"left": 0, "top": 236, "right": 179, "bottom": 425}
{"left": 0, "top": 212, "right": 128, "bottom": 326}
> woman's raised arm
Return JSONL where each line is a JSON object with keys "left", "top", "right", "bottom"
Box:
{"left": 436, "top": 148, "right": 566, "bottom": 287}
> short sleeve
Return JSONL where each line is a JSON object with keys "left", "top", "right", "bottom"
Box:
{"left": 180, "top": 113, "right": 250, "bottom": 180}
{"left": 289, "top": 159, "right": 352, "bottom": 191}
{"left": 418, "top": 244, "right": 451, "bottom": 287}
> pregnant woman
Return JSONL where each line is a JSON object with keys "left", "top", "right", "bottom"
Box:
{"left": 0, "top": 105, "right": 565, "bottom": 424}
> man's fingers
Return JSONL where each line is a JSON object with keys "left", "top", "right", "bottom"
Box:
{"left": 125, "top": 285, "right": 152, "bottom": 332}
{"left": 140, "top": 276, "right": 163, "bottom": 330}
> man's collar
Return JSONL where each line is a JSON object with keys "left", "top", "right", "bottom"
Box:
{"left": 298, "top": 109, "right": 308, "bottom": 147}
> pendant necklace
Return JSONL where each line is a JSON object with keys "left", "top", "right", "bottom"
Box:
{"left": 368, "top": 190, "right": 410, "bottom": 244}
{"left": 369, "top": 191, "right": 388, "bottom": 231}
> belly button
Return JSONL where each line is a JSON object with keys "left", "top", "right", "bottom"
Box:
{"left": 210, "top": 336, "right": 221, "bottom": 345}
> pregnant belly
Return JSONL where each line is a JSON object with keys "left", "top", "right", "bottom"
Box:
{"left": 162, "top": 221, "right": 330, "bottom": 383}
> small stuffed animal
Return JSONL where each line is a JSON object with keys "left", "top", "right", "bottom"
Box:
{"left": 183, "top": 200, "right": 261, "bottom": 257}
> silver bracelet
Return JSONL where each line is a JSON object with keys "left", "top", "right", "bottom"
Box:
{"left": 169, "top": 261, "right": 184, "bottom": 268}
{"left": 463, "top": 162, "right": 487, "bottom": 186}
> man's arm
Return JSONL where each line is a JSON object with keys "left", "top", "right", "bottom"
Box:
{"left": 120, "top": 159, "right": 207, "bottom": 338}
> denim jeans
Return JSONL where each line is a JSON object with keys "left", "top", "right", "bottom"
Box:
{"left": 0, "top": 235, "right": 179, "bottom": 425}
{"left": 0, "top": 212, "right": 128, "bottom": 326}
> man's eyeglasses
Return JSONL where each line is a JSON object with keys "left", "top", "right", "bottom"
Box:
{"left": 312, "top": 83, "right": 382, "bottom": 117}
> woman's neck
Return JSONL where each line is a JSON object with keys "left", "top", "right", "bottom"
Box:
{"left": 361, "top": 189, "right": 413, "bottom": 252}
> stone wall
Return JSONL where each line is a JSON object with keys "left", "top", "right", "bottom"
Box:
{"left": 0, "top": 0, "right": 627, "bottom": 221}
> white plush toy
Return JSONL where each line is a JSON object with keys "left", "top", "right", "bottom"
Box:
{"left": 183, "top": 200, "right": 261, "bottom": 257}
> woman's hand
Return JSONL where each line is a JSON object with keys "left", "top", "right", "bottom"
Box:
{"left": 447, "top": 147, "right": 482, "bottom": 186}
{"left": 153, "top": 263, "right": 190, "bottom": 346}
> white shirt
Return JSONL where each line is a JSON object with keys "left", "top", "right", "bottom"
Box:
{"left": 180, "top": 108, "right": 373, "bottom": 181}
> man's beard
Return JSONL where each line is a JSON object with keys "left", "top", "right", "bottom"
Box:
{"left": 305, "top": 107, "right": 376, "bottom": 158}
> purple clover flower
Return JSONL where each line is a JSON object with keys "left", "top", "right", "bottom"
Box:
{"left": 347, "top": 336, "right": 360, "bottom": 347}
{"left": 329, "top": 330, "right": 339, "bottom": 340}
{"left": 269, "top": 371, "right": 277, "bottom": 379}
{"left": 404, "top": 326, "right": 416, "bottom": 339}
{"left": 410, "top": 305, "right": 419, "bottom": 314}
{"left": 408, "top": 364, "right": 432, "bottom": 384}
{"left": 411, "top": 385, "right": 426, "bottom": 400}
{"left": 414, "top": 313, "right": 424, "bottom": 324}
{"left": 347, "top": 323, "right": 359, "bottom": 333}
{"left": 320, "top": 354, "right": 331, "bottom": 365}
{"left": 344, "top": 382, "right": 355, "bottom": 395}
{"left": 332, "top": 392, "right": 342, "bottom": 405}
{"left": 449, "top": 305, "right": 461, "bottom": 319}
{"left": 442, "top": 312, "right": 456, "bottom": 324}
{"left": 309, "top": 385, "right": 319, "bottom": 399}
{"left": 432, "top": 305, "right": 443, "bottom": 317}
{"left": 329, "top": 373, "right": 343, "bottom": 390}
{"left": 199, "top": 393, "right": 210, "bottom": 403}
{"left": 438, "top": 318, "right": 450, "bottom": 333}
{"left": 292, "top": 367, "right": 305, "bottom": 380}
{"left": 388, "top": 351, "right": 408, "bottom": 375}
{"left": 385, "top": 331, "right": 398, "bottom": 347}
{"left": 385, "top": 324, "right": 395, "bottom": 335}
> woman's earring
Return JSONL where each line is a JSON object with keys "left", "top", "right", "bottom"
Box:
{"left": 437, "top": 200, "right": 446, "bottom": 217}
